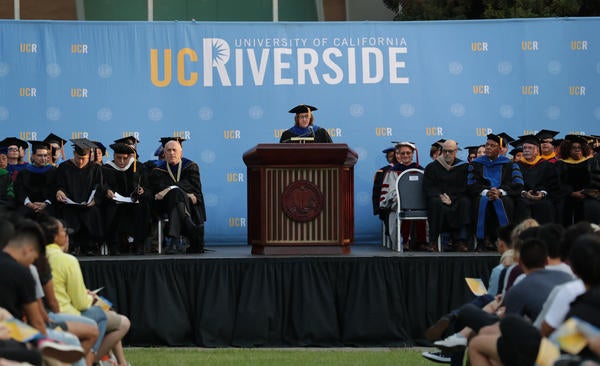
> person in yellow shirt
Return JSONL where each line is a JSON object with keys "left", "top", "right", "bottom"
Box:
{"left": 43, "top": 216, "right": 130, "bottom": 366}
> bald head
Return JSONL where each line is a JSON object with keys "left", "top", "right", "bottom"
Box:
{"left": 164, "top": 140, "right": 183, "bottom": 165}
{"left": 441, "top": 139, "right": 459, "bottom": 164}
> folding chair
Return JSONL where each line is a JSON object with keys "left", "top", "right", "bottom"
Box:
{"left": 394, "top": 168, "right": 441, "bottom": 253}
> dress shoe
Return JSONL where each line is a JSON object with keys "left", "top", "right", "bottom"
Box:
{"left": 425, "top": 315, "right": 451, "bottom": 341}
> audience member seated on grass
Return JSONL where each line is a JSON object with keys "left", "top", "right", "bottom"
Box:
{"left": 422, "top": 223, "right": 516, "bottom": 364}
{"left": 433, "top": 238, "right": 573, "bottom": 354}
{"left": 467, "top": 134, "right": 523, "bottom": 250}
{"left": 41, "top": 215, "right": 131, "bottom": 366}
{"left": 468, "top": 232, "right": 600, "bottom": 366}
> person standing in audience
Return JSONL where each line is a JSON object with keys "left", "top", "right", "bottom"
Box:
{"left": 556, "top": 135, "right": 593, "bottom": 227}
{"left": 514, "top": 135, "right": 560, "bottom": 225}
{"left": 102, "top": 142, "right": 151, "bottom": 255}
{"left": 379, "top": 141, "right": 427, "bottom": 251}
{"left": 15, "top": 141, "right": 57, "bottom": 218}
{"left": 150, "top": 137, "right": 206, "bottom": 254}
{"left": 468, "top": 134, "right": 523, "bottom": 249}
{"left": 54, "top": 139, "right": 104, "bottom": 256}
{"left": 423, "top": 139, "right": 471, "bottom": 252}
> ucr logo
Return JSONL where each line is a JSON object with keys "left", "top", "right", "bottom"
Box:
{"left": 476, "top": 128, "right": 493, "bottom": 136}
{"left": 426, "top": 127, "right": 443, "bottom": 136}
{"left": 375, "top": 127, "right": 392, "bottom": 136}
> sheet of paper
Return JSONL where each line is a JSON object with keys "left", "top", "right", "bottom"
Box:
{"left": 0, "top": 318, "right": 40, "bottom": 342}
{"left": 464, "top": 277, "right": 487, "bottom": 296}
{"left": 113, "top": 192, "right": 134, "bottom": 203}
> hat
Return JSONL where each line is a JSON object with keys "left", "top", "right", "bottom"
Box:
{"left": 517, "top": 135, "right": 540, "bottom": 147}
{"left": 392, "top": 141, "right": 417, "bottom": 151}
{"left": 288, "top": 104, "right": 317, "bottom": 114}
{"left": 431, "top": 139, "right": 446, "bottom": 148}
{"left": 486, "top": 134, "right": 507, "bottom": 148}
{"left": 109, "top": 143, "right": 136, "bottom": 155}
{"left": 70, "top": 138, "right": 96, "bottom": 155}
{"left": 497, "top": 132, "right": 515, "bottom": 145}
{"left": 552, "top": 138, "right": 563, "bottom": 148}
{"left": 92, "top": 141, "right": 106, "bottom": 155}
{"left": 114, "top": 136, "right": 139, "bottom": 146}
{"left": 160, "top": 137, "right": 186, "bottom": 147}
{"left": 43, "top": 133, "right": 67, "bottom": 146}
{"left": 534, "top": 129, "right": 559, "bottom": 141}
{"left": 382, "top": 146, "right": 395, "bottom": 154}
{"left": 0, "top": 137, "right": 28, "bottom": 150}
{"left": 564, "top": 134, "right": 588, "bottom": 145}
{"left": 0, "top": 146, "right": 7, "bottom": 155}
{"left": 28, "top": 140, "right": 51, "bottom": 152}
{"left": 153, "top": 144, "right": 164, "bottom": 157}
{"left": 464, "top": 145, "right": 482, "bottom": 155}
{"left": 509, "top": 146, "right": 523, "bottom": 157}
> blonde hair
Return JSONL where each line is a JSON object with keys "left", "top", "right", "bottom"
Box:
{"left": 510, "top": 218, "right": 539, "bottom": 259}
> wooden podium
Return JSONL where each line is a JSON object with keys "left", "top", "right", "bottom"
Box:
{"left": 243, "top": 143, "right": 358, "bottom": 255}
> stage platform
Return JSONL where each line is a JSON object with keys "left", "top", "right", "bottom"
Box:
{"left": 79, "top": 245, "right": 499, "bottom": 347}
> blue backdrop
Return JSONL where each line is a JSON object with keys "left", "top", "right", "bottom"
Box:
{"left": 0, "top": 18, "right": 599, "bottom": 244}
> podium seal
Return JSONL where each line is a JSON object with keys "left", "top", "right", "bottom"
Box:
{"left": 281, "top": 180, "right": 323, "bottom": 222}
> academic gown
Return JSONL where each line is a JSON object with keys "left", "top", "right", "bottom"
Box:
{"left": 55, "top": 160, "right": 104, "bottom": 240}
{"left": 279, "top": 125, "right": 333, "bottom": 143}
{"left": 0, "top": 168, "right": 14, "bottom": 211}
{"left": 102, "top": 161, "right": 152, "bottom": 247}
{"left": 14, "top": 164, "right": 57, "bottom": 217}
{"left": 150, "top": 158, "right": 206, "bottom": 249}
{"left": 423, "top": 158, "right": 471, "bottom": 241}
{"left": 467, "top": 155, "right": 523, "bottom": 240}
{"left": 515, "top": 158, "right": 560, "bottom": 224}
{"left": 372, "top": 164, "right": 393, "bottom": 216}
{"left": 556, "top": 156, "right": 600, "bottom": 225}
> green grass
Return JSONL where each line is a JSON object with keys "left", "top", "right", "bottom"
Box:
{"left": 124, "top": 347, "right": 435, "bottom": 365}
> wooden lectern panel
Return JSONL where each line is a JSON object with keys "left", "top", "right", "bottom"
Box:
{"left": 243, "top": 143, "right": 357, "bottom": 255}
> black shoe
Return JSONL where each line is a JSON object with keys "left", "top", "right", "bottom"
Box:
{"left": 421, "top": 350, "right": 451, "bottom": 364}
{"left": 425, "top": 315, "right": 451, "bottom": 341}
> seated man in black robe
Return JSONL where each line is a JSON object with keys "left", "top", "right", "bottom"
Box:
{"left": 15, "top": 140, "right": 57, "bottom": 218}
{"left": 423, "top": 139, "right": 471, "bottom": 252}
{"left": 102, "top": 143, "right": 151, "bottom": 255}
{"left": 279, "top": 104, "right": 333, "bottom": 143}
{"left": 55, "top": 139, "right": 104, "bottom": 256}
{"left": 149, "top": 138, "right": 206, "bottom": 254}
{"left": 467, "top": 134, "right": 523, "bottom": 248}
{"left": 514, "top": 135, "right": 560, "bottom": 224}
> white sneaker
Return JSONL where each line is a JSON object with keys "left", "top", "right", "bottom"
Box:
{"left": 433, "top": 333, "right": 467, "bottom": 352}
{"left": 422, "top": 350, "right": 452, "bottom": 363}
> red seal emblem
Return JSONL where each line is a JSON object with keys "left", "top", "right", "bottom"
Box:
{"left": 281, "top": 180, "right": 323, "bottom": 222}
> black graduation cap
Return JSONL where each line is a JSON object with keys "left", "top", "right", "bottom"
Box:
{"left": 464, "top": 145, "right": 482, "bottom": 155}
{"left": 28, "top": 140, "right": 51, "bottom": 152}
{"left": 509, "top": 138, "right": 524, "bottom": 148}
{"left": 0, "top": 146, "right": 7, "bottom": 155}
{"left": 382, "top": 146, "right": 395, "bottom": 154}
{"left": 534, "top": 129, "right": 559, "bottom": 141}
{"left": 431, "top": 139, "right": 446, "bottom": 148}
{"left": 159, "top": 137, "right": 186, "bottom": 147}
{"left": 288, "top": 104, "right": 317, "bottom": 114}
{"left": 517, "top": 135, "right": 540, "bottom": 147}
{"left": 109, "top": 143, "right": 136, "bottom": 155}
{"left": 552, "top": 138, "right": 563, "bottom": 148}
{"left": 114, "top": 136, "right": 139, "bottom": 146}
{"left": 43, "top": 133, "right": 67, "bottom": 146}
{"left": 486, "top": 133, "right": 508, "bottom": 148}
{"left": 0, "top": 137, "right": 28, "bottom": 150}
{"left": 496, "top": 132, "right": 515, "bottom": 145}
{"left": 509, "top": 146, "right": 523, "bottom": 157}
{"left": 70, "top": 138, "right": 96, "bottom": 155}
{"left": 153, "top": 144, "right": 164, "bottom": 157}
{"left": 92, "top": 141, "right": 107, "bottom": 156}
{"left": 564, "top": 134, "right": 588, "bottom": 145}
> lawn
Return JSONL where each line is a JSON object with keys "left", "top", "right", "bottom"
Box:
{"left": 124, "top": 347, "right": 435, "bottom": 366}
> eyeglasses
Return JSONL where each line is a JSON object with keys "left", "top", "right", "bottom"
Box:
{"left": 7, "top": 147, "right": 18, "bottom": 152}
{"left": 398, "top": 151, "right": 412, "bottom": 155}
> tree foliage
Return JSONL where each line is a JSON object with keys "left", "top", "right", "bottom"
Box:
{"left": 382, "top": 0, "right": 600, "bottom": 20}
